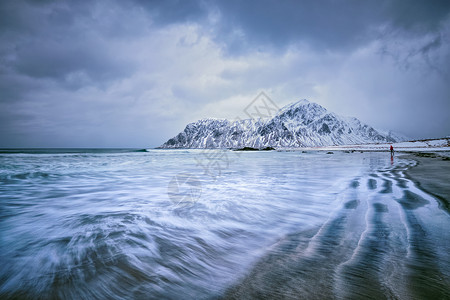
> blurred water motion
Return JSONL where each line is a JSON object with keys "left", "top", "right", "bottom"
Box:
{"left": 0, "top": 149, "right": 448, "bottom": 299}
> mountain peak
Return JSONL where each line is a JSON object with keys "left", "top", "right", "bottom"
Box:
{"left": 281, "top": 99, "right": 310, "bottom": 109}
{"left": 160, "top": 98, "right": 405, "bottom": 148}
{"left": 294, "top": 99, "right": 310, "bottom": 106}
{"left": 279, "top": 99, "right": 325, "bottom": 113}
{"left": 276, "top": 99, "right": 327, "bottom": 124}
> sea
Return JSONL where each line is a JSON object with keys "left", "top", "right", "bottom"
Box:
{"left": 0, "top": 149, "right": 449, "bottom": 299}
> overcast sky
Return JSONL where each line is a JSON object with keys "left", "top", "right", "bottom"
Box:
{"left": 1, "top": 0, "right": 449, "bottom": 147}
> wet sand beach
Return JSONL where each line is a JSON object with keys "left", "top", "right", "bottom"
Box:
{"left": 404, "top": 153, "right": 450, "bottom": 213}
{"left": 224, "top": 152, "right": 450, "bottom": 300}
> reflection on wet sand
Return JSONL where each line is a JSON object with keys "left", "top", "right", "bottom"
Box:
{"left": 224, "top": 159, "right": 450, "bottom": 299}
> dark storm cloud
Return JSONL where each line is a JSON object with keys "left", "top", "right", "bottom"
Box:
{"left": 0, "top": 1, "right": 136, "bottom": 81}
{"left": 2, "top": 0, "right": 448, "bottom": 85}
{"left": 2, "top": 0, "right": 449, "bottom": 77}
{"left": 0, "top": 0, "right": 207, "bottom": 93}
{"left": 386, "top": 0, "right": 450, "bottom": 31}
{"left": 12, "top": 40, "right": 131, "bottom": 81}
{"left": 212, "top": 0, "right": 382, "bottom": 53}
{"left": 133, "top": 0, "right": 209, "bottom": 25}
{"left": 210, "top": 0, "right": 450, "bottom": 54}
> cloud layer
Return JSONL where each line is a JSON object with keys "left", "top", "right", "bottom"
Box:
{"left": 1, "top": 0, "right": 449, "bottom": 147}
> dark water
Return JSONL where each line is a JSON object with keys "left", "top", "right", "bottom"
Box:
{"left": 0, "top": 149, "right": 449, "bottom": 299}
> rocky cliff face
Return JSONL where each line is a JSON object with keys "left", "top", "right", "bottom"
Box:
{"left": 160, "top": 99, "right": 404, "bottom": 148}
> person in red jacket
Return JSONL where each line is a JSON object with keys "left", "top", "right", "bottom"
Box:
{"left": 390, "top": 145, "right": 394, "bottom": 156}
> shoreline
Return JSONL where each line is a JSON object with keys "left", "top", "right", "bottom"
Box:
{"left": 402, "top": 152, "right": 450, "bottom": 213}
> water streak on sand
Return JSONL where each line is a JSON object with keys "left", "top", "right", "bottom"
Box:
{"left": 225, "top": 158, "right": 450, "bottom": 299}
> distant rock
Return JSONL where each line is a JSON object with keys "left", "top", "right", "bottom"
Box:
{"left": 234, "top": 147, "right": 259, "bottom": 151}
{"left": 234, "top": 146, "right": 276, "bottom": 151}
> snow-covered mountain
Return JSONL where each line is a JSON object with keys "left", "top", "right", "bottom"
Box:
{"left": 159, "top": 99, "right": 405, "bottom": 148}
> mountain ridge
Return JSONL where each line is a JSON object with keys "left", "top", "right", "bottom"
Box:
{"left": 159, "top": 99, "right": 406, "bottom": 148}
